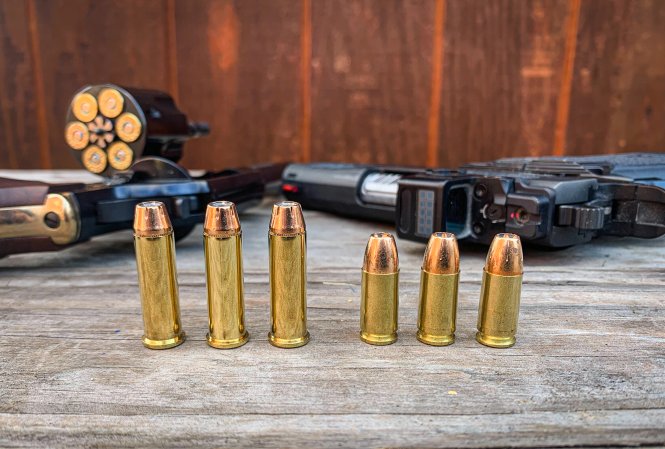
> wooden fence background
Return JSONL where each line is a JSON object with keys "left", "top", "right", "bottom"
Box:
{"left": 0, "top": 0, "right": 663, "bottom": 171}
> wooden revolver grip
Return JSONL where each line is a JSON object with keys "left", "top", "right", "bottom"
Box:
{"left": 0, "top": 177, "right": 50, "bottom": 208}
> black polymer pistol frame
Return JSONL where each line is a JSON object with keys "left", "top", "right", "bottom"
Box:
{"left": 281, "top": 153, "right": 665, "bottom": 248}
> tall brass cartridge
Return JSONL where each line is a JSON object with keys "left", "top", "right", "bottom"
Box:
{"left": 360, "top": 232, "right": 399, "bottom": 345}
{"left": 417, "top": 232, "right": 459, "bottom": 346}
{"left": 269, "top": 201, "right": 309, "bottom": 348}
{"left": 476, "top": 233, "right": 523, "bottom": 348}
{"left": 133, "top": 201, "right": 185, "bottom": 349}
{"left": 204, "top": 201, "right": 249, "bottom": 349}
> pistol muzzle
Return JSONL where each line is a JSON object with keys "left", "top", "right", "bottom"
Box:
{"left": 476, "top": 233, "right": 523, "bottom": 348}
{"left": 417, "top": 232, "right": 459, "bottom": 346}
{"left": 268, "top": 201, "right": 309, "bottom": 348}
{"left": 360, "top": 232, "right": 399, "bottom": 345}
{"left": 133, "top": 201, "right": 185, "bottom": 349}
{"left": 204, "top": 201, "right": 249, "bottom": 349}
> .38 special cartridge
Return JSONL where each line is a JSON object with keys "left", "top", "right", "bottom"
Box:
{"left": 268, "top": 201, "right": 309, "bottom": 348}
{"left": 204, "top": 201, "right": 249, "bottom": 349}
{"left": 133, "top": 201, "right": 185, "bottom": 349}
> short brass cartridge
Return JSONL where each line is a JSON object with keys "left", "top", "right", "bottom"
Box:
{"left": 133, "top": 201, "right": 185, "bottom": 349}
{"left": 476, "top": 233, "right": 523, "bottom": 348}
{"left": 204, "top": 201, "right": 249, "bottom": 349}
{"left": 268, "top": 201, "right": 309, "bottom": 348}
{"left": 417, "top": 232, "right": 459, "bottom": 346}
{"left": 360, "top": 232, "right": 399, "bottom": 345}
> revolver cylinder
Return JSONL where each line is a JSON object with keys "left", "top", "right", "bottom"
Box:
{"left": 133, "top": 201, "right": 185, "bottom": 349}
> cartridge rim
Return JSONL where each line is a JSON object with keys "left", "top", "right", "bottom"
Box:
{"left": 133, "top": 201, "right": 173, "bottom": 237}
{"left": 142, "top": 332, "right": 186, "bottom": 350}
{"left": 207, "top": 331, "right": 249, "bottom": 349}
{"left": 363, "top": 232, "right": 399, "bottom": 274}
{"left": 98, "top": 88, "right": 124, "bottom": 118}
{"left": 359, "top": 331, "right": 397, "bottom": 345}
{"left": 416, "top": 330, "right": 454, "bottom": 346}
{"left": 269, "top": 201, "right": 305, "bottom": 236}
{"left": 475, "top": 331, "right": 516, "bottom": 348}
{"left": 116, "top": 112, "right": 142, "bottom": 142}
{"left": 81, "top": 145, "right": 107, "bottom": 174}
{"left": 107, "top": 142, "right": 133, "bottom": 171}
{"left": 268, "top": 332, "right": 310, "bottom": 349}
{"left": 72, "top": 92, "right": 98, "bottom": 122}
{"left": 64, "top": 121, "right": 90, "bottom": 150}
{"left": 204, "top": 201, "right": 241, "bottom": 237}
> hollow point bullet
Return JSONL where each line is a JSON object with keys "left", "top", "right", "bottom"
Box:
{"left": 133, "top": 201, "right": 185, "bottom": 349}
{"left": 476, "top": 233, "right": 524, "bottom": 348}
{"left": 417, "top": 232, "right": 459, "bottom": 346}
{"left": 268, "top": 201, "right": 309, "bottom": 348}
{"left": 204, "top": 201, "right": 249, "bottom": 349}
{"left": 360, "top": 232, "right": 399, "bottom": 345}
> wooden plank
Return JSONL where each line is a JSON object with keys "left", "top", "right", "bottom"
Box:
{"left": 1, "top": 411, "right": 663, "bottom": 449}
{"left": 310, "top": 0, "right": 434, "bottom": 166}
{"left": 566, "top": 0, "right": 665, "bottom": 155}
{"left": 0, "top": 171, "right": 664, "bottom": 447}
{"left": 439, "top": 0, "right": 569, "bottom": 167}
{"left": 0, "top": 1, "right": 42, "bottom": 169}
{"left": 175, "top": 0, "right": 302, "bottom": 170}
{"left": 33, "top": 0, "right": 170, "bottom": 169}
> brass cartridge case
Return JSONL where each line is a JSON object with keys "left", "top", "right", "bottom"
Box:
{"left": 204, "top": 201, "right": 249, "bottom": 349}
{"left": 65, "top": 121, "right": 89, "bottom": 150}
{"left": 360, "top": 232, "right": 399, "bottom": 345}
{"left": 116, "top": 112, "right": 142, "bottom": 142}
{"left": 133, "top": 201, "right": 185, "bottom": 349}
{"left": 81, "top": 145, "right": 107, "bottom": 174}
{"left": 268, "top": 201, "right": 309, "bottom": 348}
{"left": 98, "top": 87, "right": 124, "bottom": 118}
{"left": 417, "top": 232, "right": 459, "bottom": 346}
{"left": 476, "top": 233, "right": 523, "bottom": 348}
{"left": 72, "top": 92, "right": 97, "bottom": 122}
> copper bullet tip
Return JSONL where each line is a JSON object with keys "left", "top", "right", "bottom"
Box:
{"left": 363, "top": 232, "right": 399, "bottom": 274}
{"left": 204, "top": 201, "right": 241, "bottom": 237}
{"left": 269, "top": 201, "right": 305, "bottom": 236}
{"left": 422, "top": 232, "right": 459, "bottom": 275}
{"left": 485, "top": 233, "right": 523, "bottom": 276}
{"left": 133, "top": 201, "right": 173, "bottom": 237}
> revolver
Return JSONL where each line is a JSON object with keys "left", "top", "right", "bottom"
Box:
{"left": 0, "top": 84, "right": 285, "bottom": 257}
{"left": 281, "top": 153, "right": 665, "bottom": 247}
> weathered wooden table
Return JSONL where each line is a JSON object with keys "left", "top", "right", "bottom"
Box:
{"left": 1, "top": 171, "right": 664, "bottom": 448}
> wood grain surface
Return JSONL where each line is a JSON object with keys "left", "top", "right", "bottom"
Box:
{"left": 175, "top": 0, "right": 303, "bottom": 170}
{"left": 566, "top": 0, "right": 665, "bottom": 155}
{"left": 1, "top": 1, "right": 665, "bottom": 166}
{"left": 439, "top": 0, "right": 570, "bottom": 167}
{"left": 310, "top": 0, "right": 434, "bottom": 165}
{"left": 0, "top": 1, "right": 42, "bottom": 169}
{"left": 0, "top": 171, "right": 664, "bottom": 448}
